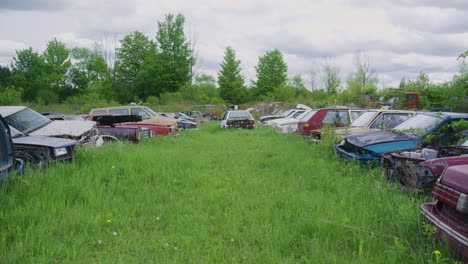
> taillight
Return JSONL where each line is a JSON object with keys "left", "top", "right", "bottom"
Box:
{"left": 431, "top": 161, "right": 448, "bottom": 178}
{"left": 433, "top": 182, "right": 468, "bottom": 213}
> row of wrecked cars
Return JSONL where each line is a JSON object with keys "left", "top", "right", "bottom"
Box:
{"left": 0, "top": 105, "right": 202, "bottom": 175}
{"left": 260, "top": 104, "right": 468, "bottom": 261}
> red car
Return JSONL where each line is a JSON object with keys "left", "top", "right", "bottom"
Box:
{"left": 296, "top": 108, "right": 364, "bottom": 136}
{"left": 83, "top": 114, "right": 176, "bottom": 136}
{"left": 421, "top": 164, "right": 468, "bottom": 262}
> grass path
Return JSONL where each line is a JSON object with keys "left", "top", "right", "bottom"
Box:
{"left": 0, "top": 123, "right": 445, "bottom": 263}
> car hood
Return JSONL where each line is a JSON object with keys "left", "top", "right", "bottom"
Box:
{"left": 13, "top": 135, "right": 77, "bottom": 148}
{"left": 30, "top": 120, "right": 97, "bottom": 137}
{"left": 346, "top": 130, "right": 412, "bottom": 147}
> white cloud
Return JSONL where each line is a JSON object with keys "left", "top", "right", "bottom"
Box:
{"left": 0, "top": 0, "right": 467, "bottom": 88}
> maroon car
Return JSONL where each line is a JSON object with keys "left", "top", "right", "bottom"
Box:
{"left": 381, "top": 144, "right": 468, "bottom": 190}
{"left": 296, "top": 107, "right": 364, "bottom": 136}
{"left": 421, "top": 164, "right": 468, "bottom": 262}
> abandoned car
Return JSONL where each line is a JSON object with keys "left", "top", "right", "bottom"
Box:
{"left": 297, "top": 107, "right": 365, "bottom": 136}
{"left": 276, "top": 110, "right": 318, "bottom": 134}
{"left": 86, "top": 115, "right": 153, "bottom": 142}
{"left": 335, "top": 112, "right": 468, "bottom": 163}
{"left": 420, "top": 164, "right": 468, "bottom": 262}
{"left": 89, "top": 105, "right": 178, "bottom": 131}
{"left": 10, "top": 126, "right": 77, "bottom": 165}
{"left": 311, "top": 109, "right": 415, "bottom": 141}
{"left": 381, "top": 140, "right": 468, "bottom": 189}
{"left": 220, "top": 110, "right": 255, "bottom": 129}
{"left": 0, "top": 106, "right": 101, "bottom": 147}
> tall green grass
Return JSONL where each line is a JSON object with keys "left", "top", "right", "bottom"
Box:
{"left": 0, "top": 123, "right": 452, "bottom": 263}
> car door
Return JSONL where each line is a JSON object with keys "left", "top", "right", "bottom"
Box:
{"left": 220, "top": 112, "right": 228, "bottom": 128}
{"left": 0, "top": 115, "right": 14, "bottom": 178}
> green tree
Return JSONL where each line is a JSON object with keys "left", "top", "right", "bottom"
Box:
{"left": 114, "top": 31, "right": 156, "bottom": 103}
{"left": 69, "top": 47, "right": 109, "bottom": 90}
{"left": 0, "top": 65, "right": 11, "bottom": 87}
{"left": 43, "top": 38, "right": 72, "bottom": 101}
{"left": 154, "top": 13, "right": 195, "bottom": 94}
{"left": 10, "top": 47, "right": 49, "bottom": 102}
{"left": 253, "top": 49, "right": 288, "bottom": 99}
{"left": 217, "top": 46, "right": 247, "bottom": 104}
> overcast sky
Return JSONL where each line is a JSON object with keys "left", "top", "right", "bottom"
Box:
{"left": 1, "top": 0, "right": 467, "bottom": 89}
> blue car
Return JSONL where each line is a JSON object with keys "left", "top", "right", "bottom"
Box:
{"left": 335, "top": 112, "right": 468, "bottom": 163}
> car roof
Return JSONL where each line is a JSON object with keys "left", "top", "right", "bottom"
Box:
{"left": 0, "top": 106, "right": 27, "bottom": 116}
{"left": 419, "top": 111, "right": 468, "bottom": 119}
{"left": 91, "top": 105, "right": 145, "bottom": 111}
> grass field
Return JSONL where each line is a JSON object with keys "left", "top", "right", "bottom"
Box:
{"left": 0, "top": 122, "right": 454, "bottom": 263}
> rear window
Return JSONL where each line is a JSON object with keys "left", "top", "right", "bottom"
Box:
{"left": 109, "top": 109, "right": 129, "bottom": 115}
{"left": 370, "top": 113, "right": 413, "bottom": 129}
{"left": 91, "top": 110, "right": 107, "bottom": 115}
{"left": 323, "top": 111, "right": 348, "bottom": 125}
{"left": 228, "top": 111, "right": 252, "bottom": 119}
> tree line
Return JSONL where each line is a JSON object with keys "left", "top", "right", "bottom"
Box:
{"left": 0, "top": 13, "right": 467, "bottom": 112}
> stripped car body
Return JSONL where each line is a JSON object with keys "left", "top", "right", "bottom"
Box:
{"left": 420, "top": 165, "right": 468, "bottom": 262}
{"left": 381, "top": 142, "right": 468, "bottom": 189}
{"left": 0, "top": 106, "right": 100, "bottom": 147}
{"left": 335, "top": 112, "right": 468, "bottom": 164}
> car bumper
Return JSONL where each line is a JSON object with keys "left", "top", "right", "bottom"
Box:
{"left": 421, "top": 203, "right": 468, "bottom": 261}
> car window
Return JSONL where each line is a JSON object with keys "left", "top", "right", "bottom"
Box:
{"left": 91, "top": 110, "right": 107, "bottom": 115}
{"left": 370, "top": 113, "right": 413, "bottom": 129}
{"left": 4, "top": 108, "right": 52, "bottom": 134}
{"left": 350, "top": 110, "right": 364, "bottom": 122}
{"left": 131, "top": 108, "right": 150, "bottom": 119}
{"left": 292, "top": 110, "right": 305, "bottom": 119}
{"left": 109, "top": 109, "right": 129, "bottom": 115}
{"left": 323, "top": 111, "right": 348, "bottom": 125}
{"left": 350, "top": 111, "right": 377, "bottom": 127}
{"left": 300, "top": 110, "right": 317, "bottom": 122}
{"left": 228, "top": 111, "right": 252, "bottom": 119}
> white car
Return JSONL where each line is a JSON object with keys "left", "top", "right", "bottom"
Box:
{"left": 0, "top": 106, "right": 102, "bottom": 147}
{"left": 263, "top": 109, "right": 306, "bottom": 127}
{"left": 220, "top": 110, "right": 255, "bottom": 129}
{"left": 276, "top": 110, "right": 317, "bottom": 134}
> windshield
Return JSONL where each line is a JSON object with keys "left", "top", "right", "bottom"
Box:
{"left": 393, "top": 114, "right": 443, "bottom": 138}
{"left": 350, "top": 111, "right": 377, "bottom": 127}
{"left": 4, "top": 108, "right": 52, "bottom": 134}
{"left": 300, "top": 110, "right": 317, "bottom": 122}
{"left": 229, "top": 111, "right": 253, "bottom": 119}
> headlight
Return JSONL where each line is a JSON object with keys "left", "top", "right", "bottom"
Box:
{"left": 54, "top": 147, "right": 68, "bottom": 157}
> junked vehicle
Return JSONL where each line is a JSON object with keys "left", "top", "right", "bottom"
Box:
{"left": 335, "top": 112, "right": 468, "bottom": 164}
{"left": 0, "top": 115, "right": 23, "bottom": 179}
{"left": 10, "top": 126, "right": 77, "bottom": 166}
{"left": 311, "top": 109, "right": 416, "bottom": 141}
{"left": 420, "top": 164, "right": 468, "bottom": 262}
{"left": 220, "top": 110, "right": 255, "bottom": 129}
{"left": 86, "top": 115, "right": 152, "bottom": 143}
{"left": 276, "top": 110, "right": 317, "bottom": 134}
{"left": 263, "top": 109, "right": 306, "bottom": 127}
{"left": 159, "top": 112, "right": 198, "bottom": 130}
{"left": 90, "top": 105, "right": 178, "bottom": 131}
{"left": 0, "top": 106, "right": 101, "bottom": 147}
{"left": 297, "top": 107, "right": 365, "bottom": 136}
{"left": 259, "top": 104, "right": 311, "bottom": 124}
{"left": 381, "top": 140, "right": 468, "bottom": 189}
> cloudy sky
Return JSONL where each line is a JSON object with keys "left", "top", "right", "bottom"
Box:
{"left": 1, "top": 0, "right": 467, "bottom": 89}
